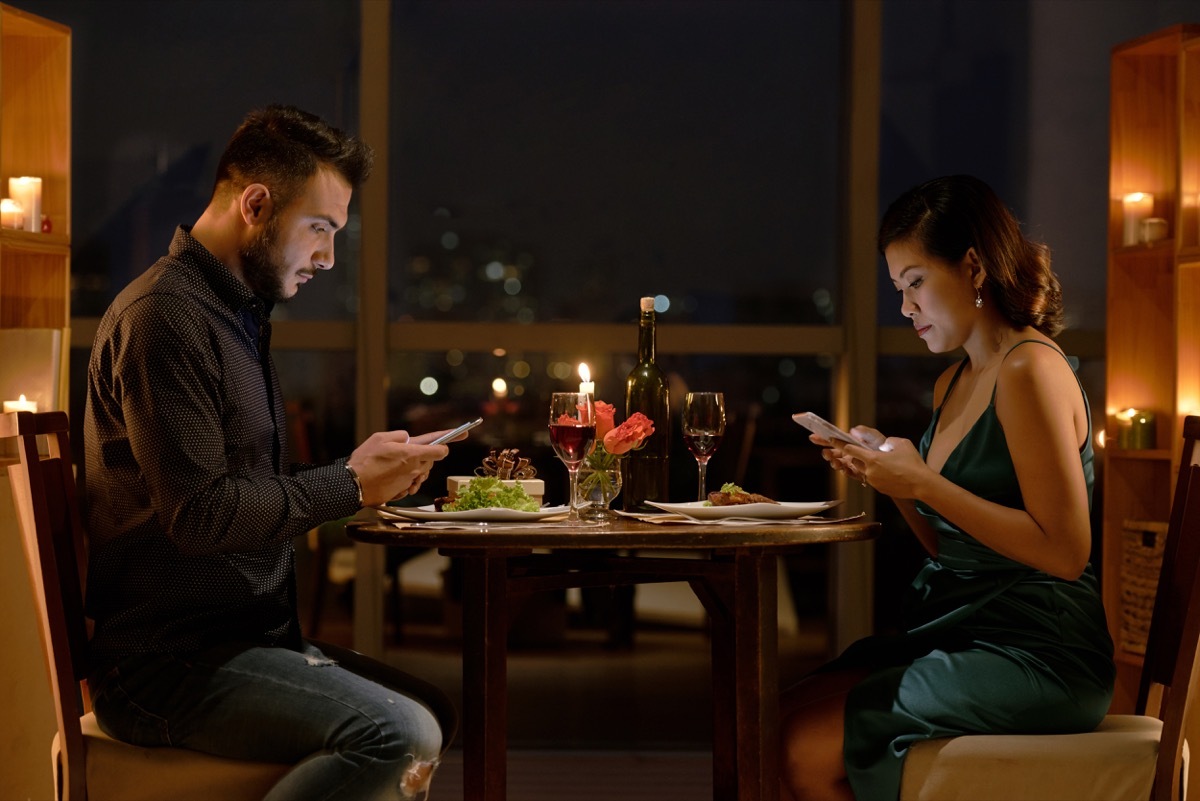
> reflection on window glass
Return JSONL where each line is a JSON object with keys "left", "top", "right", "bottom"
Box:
{"left": 390, "top": 0, "right": 842, "bottom": 324}
{"left": 387, "top": 349, "right": 836, "bottom": 505}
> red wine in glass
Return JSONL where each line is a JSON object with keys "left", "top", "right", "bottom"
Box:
{"left": 549, "top": 423, "right": 596, "bottom": 466}
{"left": 549, "top": 392, "right": 596, "bottom": 521}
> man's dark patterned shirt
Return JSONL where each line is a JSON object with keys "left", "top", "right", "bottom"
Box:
{"left": 83, "top": 226, "right": 359, "bottom": 672}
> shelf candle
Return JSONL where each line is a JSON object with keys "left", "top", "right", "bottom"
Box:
{"left": 3, "top": 394, "right": 38, "bottom": 413}
{"left": 578, "top": 363, "right": 594, "bottom": 397}
{"left": 0, "top": 197, "right": 22, "bottom": 229}
{"left": 1122, "top": 192, "right": 1154, "bottom": 246}
{"left": 1115, "top": 408, "right": 1135, "bottom": 448}
{"left": 8, "top": 177, "right": 42, "bottom": 233}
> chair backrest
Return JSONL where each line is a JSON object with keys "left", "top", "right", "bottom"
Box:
{"left": 3, "top": 410, "right": 90, "bottom": 801}
{"left": 1136, "top": 414, "right": 1200, "bottom": 801}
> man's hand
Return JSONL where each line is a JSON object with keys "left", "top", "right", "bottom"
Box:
{"left": 346, "top": 431, "right": 449, "bottom": 506}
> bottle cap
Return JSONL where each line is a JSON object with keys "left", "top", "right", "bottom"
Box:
{"left": 640, "top": 296, "right": 654, "bottom": 312}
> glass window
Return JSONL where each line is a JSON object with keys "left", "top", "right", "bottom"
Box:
{"left": 275, "top": 351, "right": 358, "bottom": 464}
{"left": 389, "top": 0, "right": 843, "bottom": 325}
{"left": 28, "top": 0, "right": 363, "bottom": 320}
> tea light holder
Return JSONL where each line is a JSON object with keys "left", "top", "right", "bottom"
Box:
{"left": 1123, "top": 193, "right": 1154, "bottom": 246}
{"left": 1141, "top": 217, "right": 1169, "bottom": 244}
{"left": 1116, "top": 408, "right": 1156, "bottom": 450}
{"left": 0, "top": 197, "right": 22, "bottom": 229}
{"left": 8, "top": 176, "right": 42, "bottom": 233}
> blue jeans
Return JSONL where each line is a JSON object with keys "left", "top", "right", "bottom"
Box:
{"left": 90, "top": 639, "right": 455, "bottom": 800}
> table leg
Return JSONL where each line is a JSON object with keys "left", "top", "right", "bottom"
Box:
{"left": 461, "top": 554, "right": 509, "bottom": 800}
{"left": 708, "top": 551, "right": 779, "bottom": 801}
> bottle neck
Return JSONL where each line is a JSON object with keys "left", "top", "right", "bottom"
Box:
{"left": 638, "top": 311, "right": 656, "bottom": 363}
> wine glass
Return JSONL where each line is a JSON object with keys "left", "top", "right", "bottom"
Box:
{"left": 682, "top": 392, "right": 726, "bottom": 502}
{"left": 548, "top": 392, "right": 596, "bottom": 522}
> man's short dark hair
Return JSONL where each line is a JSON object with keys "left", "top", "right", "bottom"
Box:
{"left": 212, "top": 104, "right": 374, "bottom": 209}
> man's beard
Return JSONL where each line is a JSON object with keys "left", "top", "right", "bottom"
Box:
{"left": 238, "top": 215, "right": 289, "bottom": 303}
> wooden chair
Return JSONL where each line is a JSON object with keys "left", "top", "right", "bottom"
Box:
{"left": 899, "top": 415, "right": 1200, "bottom": 801}
{"left": 3, "top": 410, "right": 292, "bottom": 800}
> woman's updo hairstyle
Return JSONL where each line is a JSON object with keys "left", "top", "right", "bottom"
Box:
{"left": 877, "top": 175, "right": 1064, "bottom": 337}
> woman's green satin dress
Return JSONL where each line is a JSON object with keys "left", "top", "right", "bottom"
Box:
{"left": 833, "top": 341, "right": 1115, "bottom": 800}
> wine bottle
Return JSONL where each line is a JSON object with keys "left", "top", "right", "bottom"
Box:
{"left": 623, "top": 296, "right": 670, "bottom": 511}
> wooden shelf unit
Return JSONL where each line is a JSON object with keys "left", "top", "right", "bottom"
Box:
{"left": 1104, "top": 23, "right": 1200, "bottom": 712}
{"left": 0, "top": 8, "right": 69, "bottom": 800}
{"left": 0, "top": 3, "right": 70, "bottom": 411}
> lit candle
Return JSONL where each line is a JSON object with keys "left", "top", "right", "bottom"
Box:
{"left": 3, "top": 394, "right": 38, "bottom": 413}
{"left": 1122, "top": 192, "right": 1154, "bottom": 246}
{"left": 1115, "top": 408, "right": 1135, "bottom": 449}
{"left": 8, "top": 177, "right": 42, "bottom": 233}
{"left": 0, "top": 198, "right": 22, "bottom": 229}
{"left": 578, "top": 363, "right": 594, "bottom": 397}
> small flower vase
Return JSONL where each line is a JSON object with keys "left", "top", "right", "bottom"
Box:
{"left": 576, "top": 465, "right": 622, "bottom": 522}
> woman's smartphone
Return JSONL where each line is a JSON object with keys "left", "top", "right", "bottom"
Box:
{"left": 792, "top": 412, "right": 879, "bottom": 450}
{"left": 430, "top": 417, "right": 483, "bottom": 445}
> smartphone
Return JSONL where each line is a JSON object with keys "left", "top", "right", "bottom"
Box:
{"left": 430, "top": 417, "right": 484, "bottom": 445}
{"left": 792, "top": 412, "right": 879, "bottom": 450}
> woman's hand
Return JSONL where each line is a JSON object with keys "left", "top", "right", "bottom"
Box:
{"left": 843, "top": 437, "right": 928, "bottom": 498}
{"left": 812, "top": 425, "right": 886, "bottom": 485}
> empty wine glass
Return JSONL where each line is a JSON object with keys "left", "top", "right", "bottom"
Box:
{"left": 682, "top": 392, "right": 726, "bottom": 502}
{"left": 548, "top": 392, "right": 596, "bottom": 522}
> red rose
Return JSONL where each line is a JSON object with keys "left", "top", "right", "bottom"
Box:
{"left": 603, "top": 412, "right": 654, "bottom": 455}
{"left": 594, "top": 401, "right": 617, "bottom": 441}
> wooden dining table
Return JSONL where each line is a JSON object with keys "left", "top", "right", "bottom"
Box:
{"left": 349, "top": 511, "right": 879, "bottom": 801}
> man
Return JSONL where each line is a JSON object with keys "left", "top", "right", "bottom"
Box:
{"left": 83, "top": 105, "right": 456, "bottom": 800}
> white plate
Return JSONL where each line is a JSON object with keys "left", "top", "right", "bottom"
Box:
{"left": 373, "top": 504, "right": 570, "bottom": 522}
{"left": 645, "top": 500, "right": 840, "bottom": 520}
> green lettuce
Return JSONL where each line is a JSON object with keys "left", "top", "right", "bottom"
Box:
{"left": 443, "top": 476, "right": 540, "bottom": 512}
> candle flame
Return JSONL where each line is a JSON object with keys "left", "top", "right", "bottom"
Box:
{"left": 18, "top": 394, "right": 27, "bottom": 402}
{"left": 578, "top": 363, "right": 590, "bottom": 382}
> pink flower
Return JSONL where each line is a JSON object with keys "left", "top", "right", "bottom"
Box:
{"left": 593, "top": 401, "right": 617, "bottom": 441}
{"left": 603, "top": 412, "right": 654, "bottom": 456}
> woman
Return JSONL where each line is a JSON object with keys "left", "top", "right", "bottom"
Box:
{"left": 779, "top": 175, "right": 1114, "bottom": 801}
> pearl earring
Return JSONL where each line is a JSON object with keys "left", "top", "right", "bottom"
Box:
{"left": 975, "top": 288, "right": 983, "bottom": 309}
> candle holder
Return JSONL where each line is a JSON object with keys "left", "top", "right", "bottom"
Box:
{"left": 1140, "top": 217, "right": 1168, "bottom": 244}
{"left": 1116, "top": 408, "right": 1156, "bottom": 450}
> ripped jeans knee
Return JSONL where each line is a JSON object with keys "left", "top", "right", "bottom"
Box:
{"left": 400, "top": 753, "right": 441, "bottom": 800}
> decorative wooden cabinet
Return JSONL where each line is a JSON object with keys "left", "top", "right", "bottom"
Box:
{"left": 1103, "top": 23, "right": 1200, "bottom": 712}
{"left": 0, "top": 2, "right": 70, "bottom": 412}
